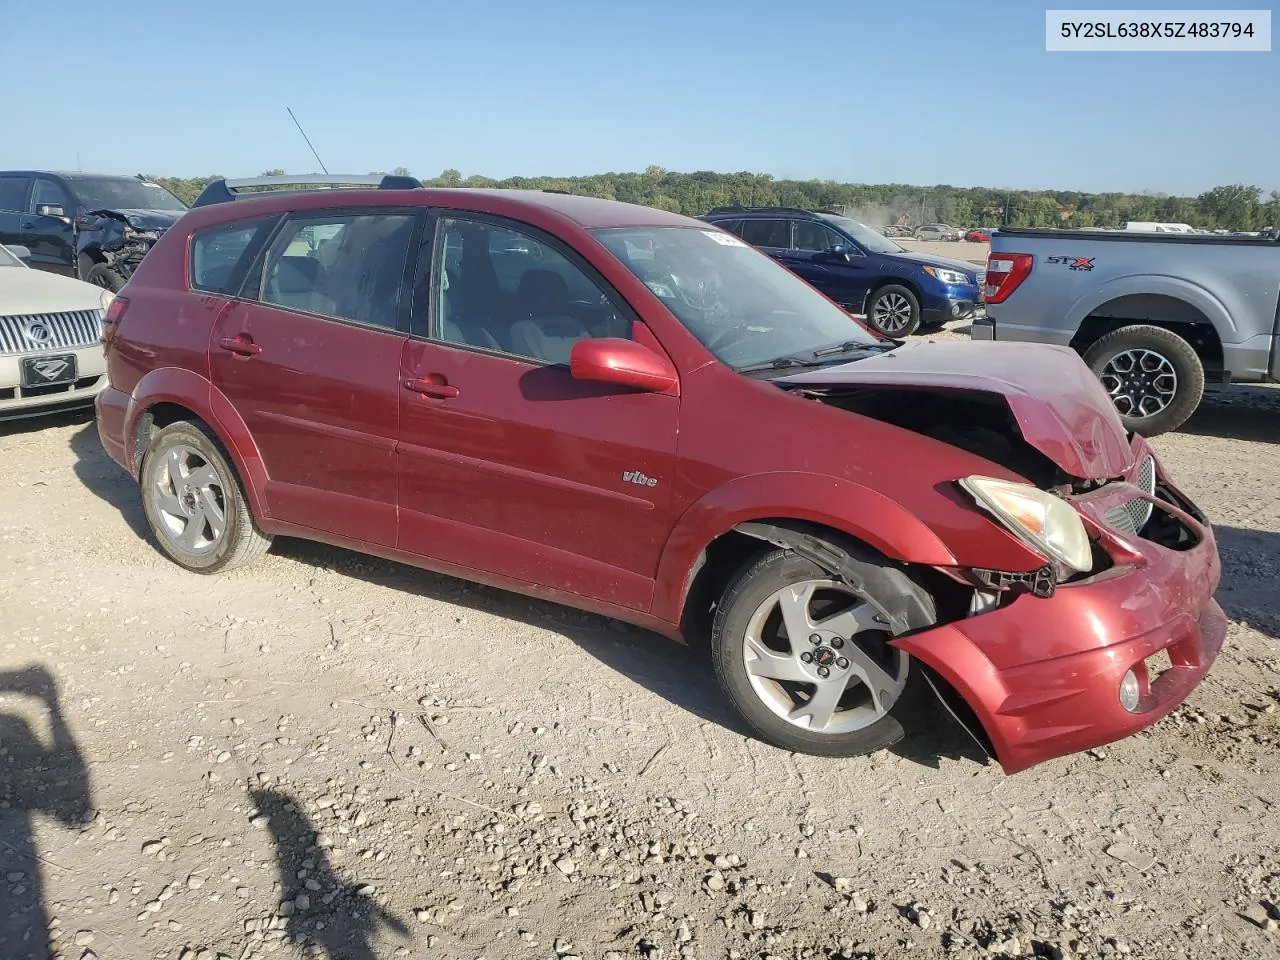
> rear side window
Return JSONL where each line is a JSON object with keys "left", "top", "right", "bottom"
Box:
{"left": 738, "top": 219, "right": 789, "bottom": 248}
{"left": 0, "top": 177, "right": 30, "bottom": 213}
{"left": 259, "top": 213, "right": 417, "bottom": 332}
{"left": 190, "top": 218, "right": 273, "bottom": 295}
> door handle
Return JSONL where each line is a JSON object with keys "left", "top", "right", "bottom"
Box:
{"left": 20, "top": 220, "right": 35, "bottom": 229}
{"left": 218, "top": 335, "right": 262, "bottom": 356}
{"left": 403, "top": 377, "right": 460, "bottom": 399}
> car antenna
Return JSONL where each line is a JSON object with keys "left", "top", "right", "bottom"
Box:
{"left": 286, "top": 106, "right": 330, "bottom": 175}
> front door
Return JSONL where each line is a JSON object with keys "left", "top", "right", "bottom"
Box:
{"left": 207, "top": 209, "right": 420, "bottom": 547}
{"left": 395, "top": 212, "right": 680, "bottom": 611}
{"left": 22, "top": 178, "right": 77, "bottom": 275}
{"left": 779, "top": 220, "right": 873, "bottom": 311}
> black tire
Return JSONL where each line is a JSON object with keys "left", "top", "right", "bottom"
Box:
{"left": 1081, "top": 324, "right": 1204, "bottom": 437}
{"left": 864, "top": 284, "right": 921, "bottom": 337}
{"left": 84, "top": 262, "right": 127, "bottom": 292}
{"left": 711, "top": 546, "right": 931, "bottom": 757}
{"left": 139, "top": 420, "right": 272, "bottom": 574}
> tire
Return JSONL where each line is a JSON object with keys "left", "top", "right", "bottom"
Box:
{"left": 84, "top": 262, "right": 127, "bottom": 292}
{"left": 1081, "top": 324, "right": 1204, "bottom": 436}
{"left": 711, "top": 546, "right": 930, "bottom": 757}
{"left": 865, "top": 284, "right": 921, "bottom": 337}
{"left": 139, "top": 420, "right": 272, "bottom": 574}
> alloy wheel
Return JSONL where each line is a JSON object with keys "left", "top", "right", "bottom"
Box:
{"left": 1100, "top": 348, "right": 1178, "bottom": 419}
{"left": 148, "top": 444, "right": 227, "bottom": 558}
{"left": 740, "top": 579, "right": 909, "bottom": 734}
{"left": 871, "top": 293, "right": 913, "bottom": 334}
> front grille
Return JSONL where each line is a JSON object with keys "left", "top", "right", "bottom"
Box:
{"left": 0, "top": 310, "right": 103, "bottom": 356}
{"left": 1105, "top": 454, "right": 1157, "bottom": 534}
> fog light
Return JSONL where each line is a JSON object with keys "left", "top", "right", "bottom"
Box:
{"left": 1119, "top": 669, "right": 1141, "bottom": 712}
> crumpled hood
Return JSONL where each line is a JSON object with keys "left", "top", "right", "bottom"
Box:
{"left": 0, "top": 267, "right": 106, "bottom": 316}
{"left": 776, "top": 340, "right": 1134, "bottom": 480}
{"left": 88, "top": 208, "right": 185, "bottom": 231}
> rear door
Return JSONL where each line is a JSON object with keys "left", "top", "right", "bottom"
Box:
{"left": 0, "top": 176, "right": 33, "bottom": 257}
{"left": 394, "top": 210, "right": 680, "bottom": 610}
{"left": 207, "top": 208, "right": 421, "bottom": 547}
{"left": 737, "top": 218, "right": 791, "bottom": 263}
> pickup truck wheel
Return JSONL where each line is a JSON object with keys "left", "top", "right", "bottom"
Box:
{"left": 711, "top": 548, "right": 928, "bottom": 757}
{"left": 140, "top": 421, "right": 272, "bottom": 574}
{"left": 84, "top": 262, "right": 126, "bottom": 292}
{"left": 1082, "top": 324, "right": 1204, "bottom": 436}
{"left": 865, "top": 285, "right": 921, "bottom": 337}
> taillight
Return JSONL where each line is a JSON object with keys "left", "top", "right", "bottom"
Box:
{"left": 102, "top": 295, "right": 129, "bottom": 345}
{"left": 983, "top": 253, "right": 1034, "bottom": 304}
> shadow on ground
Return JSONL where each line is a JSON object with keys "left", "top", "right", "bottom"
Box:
{"left": 250, "top": 787, "right": 408, "bottom": 959}
{"left": 1214, "top": 525, "right": 1280, "bottom": 640}
{"left": 275, "top": 539, "right": 988, "bottom": 770}
{"left": 0, "top": 665, "right": 94, "bottom": 960}
{"left": 66, "top": 419, "right": 150, "bottom": 540}
{"left": 1180, "top": 390, "right": 1280, "bottom": 444}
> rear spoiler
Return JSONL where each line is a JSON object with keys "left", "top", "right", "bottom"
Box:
{"left": 191, "top": 174, "right": 422, "bottom": 208}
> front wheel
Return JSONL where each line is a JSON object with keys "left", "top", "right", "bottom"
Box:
{"left": 1081, "top": 324, "right": 1204, "bottom": 436}
{"left": 84, "top": 262, "right": 127, "bottom": 292}
{"left": 711, "top": 547, "right": 929, "bottom": 757}
{"left": 865, "top": 284, "right": 921, "bottom": 337}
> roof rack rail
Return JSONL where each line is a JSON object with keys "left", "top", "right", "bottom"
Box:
{"left": 704, "top": 205, "right": 818, "bottom": 217}
{"left": 191, "top": 174, "right": 423, "bottom": 208}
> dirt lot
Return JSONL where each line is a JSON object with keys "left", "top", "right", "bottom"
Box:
{"left": 2, "top": 332, "right": 1278, "bottom": 960}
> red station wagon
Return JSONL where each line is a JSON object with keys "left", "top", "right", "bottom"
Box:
{"left": 96, "top": 175, "right": 1226, "bottom": 773}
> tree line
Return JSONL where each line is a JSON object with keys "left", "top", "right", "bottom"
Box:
{"left": 145, "top": 166, "right": 1280, "bottom": 233}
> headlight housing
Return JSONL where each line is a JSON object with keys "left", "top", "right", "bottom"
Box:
{"left": 958, "top": 476, "right": 1093, "bottom": 580}
{"left": 99, "top": 288, "right": 115, "bottom": 311}
{"left": 923, "top": 266, "right": 972, "bottom": 286}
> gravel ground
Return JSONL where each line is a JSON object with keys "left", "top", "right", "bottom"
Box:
{"left": 2, "top": 331, "right": 1278, "bottom": 960}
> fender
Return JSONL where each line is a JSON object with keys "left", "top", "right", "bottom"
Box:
{"left": 652, "top": 471, "right": 958, "bottom": 625}
{"left": 1065, "top": 273, "right": 1236, "bottom": 338}
{"left": 126, "top": 367, "right": 272, "bottom": 523}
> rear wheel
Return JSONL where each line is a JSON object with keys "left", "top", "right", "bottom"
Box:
{"left": 139, "top": 420, "right": 272, "bottom": 574}
{"left": 711, "top": 547, "right": 929, "bottom": 756}
{"left": 865, "top": 284, "right": 921, "bottom": 337}
{"left": 1081, "top": 324, "right": 1204, "bottom": 436}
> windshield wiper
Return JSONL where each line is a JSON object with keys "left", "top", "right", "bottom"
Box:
{"left": 812, "top": 340, "right": 883, "bottom": 359}
{"left": 735, "top": 356, "right": 818, "bottom": 373}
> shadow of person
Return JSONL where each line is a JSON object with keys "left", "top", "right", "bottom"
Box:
{"left": 0, "top": 665, "right": 94, "bottom": 960}
{"left": 249, "top": 788, "right": 408, "bottom": 960}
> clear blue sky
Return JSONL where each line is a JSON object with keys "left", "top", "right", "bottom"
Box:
{"left": 3, "top": 0, "right": 1275, "bottom": 195}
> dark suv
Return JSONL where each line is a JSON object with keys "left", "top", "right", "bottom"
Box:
{"left": 0, "top": 171, "right": 188, "bottom": 291}
{"left": 699, "top": 206, "right": 985, "bottom": 337}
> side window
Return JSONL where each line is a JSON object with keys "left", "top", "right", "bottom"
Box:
{"left": 738, "top": 219, "right": 789, "bottom": 248}
{"left": 260, "top": 212, "right": 416, "bottom": 331}
{"left": 191, "top": 218, "right": 273, "bottom": 295}
{"left": 432, "top": 216, "right": 631, "bottom": 364}
{"left": 0, "top": 177, "right": 31, "bottom": 213}
{"left": 792, "top": 221, "right": 843, "bottom": 252}
{"left": 29, "top": 179, "right": 68, "bottom": 215}
{"left": 711, "top": 219, "right": 747, "bottom": 238}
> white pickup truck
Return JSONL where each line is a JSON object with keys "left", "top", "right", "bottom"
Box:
{"left": 972, "top": 227, "right": 1280, "bottom": 435}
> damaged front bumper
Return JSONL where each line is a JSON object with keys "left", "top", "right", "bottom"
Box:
{"left": 892, "top": 436, "right": 1226, "bottom": 774}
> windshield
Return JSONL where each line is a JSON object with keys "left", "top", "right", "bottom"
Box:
{"left": 65, "top": 177, "right": 188, "bottom": 212}
{"left": 0, "top": 245, "right": 22, "bottom": 268}
{"left": 818, "top": 215, "right": 905, "bottom": 254}
{"left": 592, "top": 225, "right": 882, "bottom": 370}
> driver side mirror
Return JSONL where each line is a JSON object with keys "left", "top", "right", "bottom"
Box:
{"left": 830, "top": 243, "right": 858, "bottom": 261}
{"left": 570, "top": 338, "right": 678, "bottom": 393}
{"left": 36, "top": 204, "right": 67, "bottom": 220}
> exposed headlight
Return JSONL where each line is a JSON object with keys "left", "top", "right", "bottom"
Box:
{"left": 958, "top": 476, "right": 1093, "bottom": 579}
{"left": 99, "top": 288, "right": 115, "bottom": 312}
{"left": 923, "top": 266, "right": 972, "bottom": 286}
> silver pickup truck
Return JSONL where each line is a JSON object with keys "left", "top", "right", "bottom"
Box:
{"left": 971, "top": 227, "right": 1280, "bottom": 435}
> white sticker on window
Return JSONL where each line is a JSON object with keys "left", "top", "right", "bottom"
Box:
{"left": 701, "top": 230, "right": 747, "bottom": 246}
